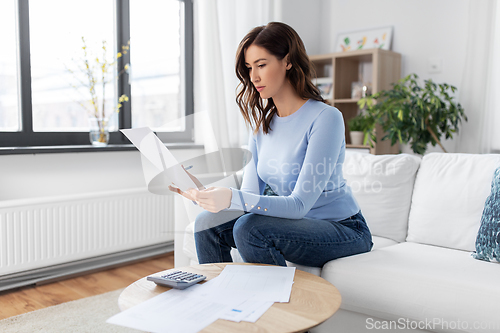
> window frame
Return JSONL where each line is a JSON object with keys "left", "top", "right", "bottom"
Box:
{"left": 0, "top": 0, "right": 193, "bottom": 148}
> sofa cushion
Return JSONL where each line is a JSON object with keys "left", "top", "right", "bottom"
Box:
{"left": 321, "top": 242, "right": 500, "bottom": 332}
{"left": 371, "top": 235, "right": 398, "bottom": 249}
{"left": 407, "top": 153, "right": 500, "bottom": 251}
{"left": 343, "top": 152, "right": 421, "bottom": 242}
{"left": 473, "top": 166, "right": 500, "bottom": 263}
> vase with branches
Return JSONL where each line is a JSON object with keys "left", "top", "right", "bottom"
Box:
{"left": 67, "top": 37, "right": 130, "bottom": 146}
{"left": 358, "top": 73, "right": 467, "bottom": 155}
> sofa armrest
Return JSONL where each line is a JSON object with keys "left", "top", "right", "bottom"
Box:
{"left": 174, "top": 172, "right": 242, "bottom": 267}
{"left": 174, "top": 196, "right": 204, "bottom": 267}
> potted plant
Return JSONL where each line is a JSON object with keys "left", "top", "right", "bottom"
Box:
{"left": 347, "top": 113, "right": 376, "bottom": 146}
{"left": 358, "top": 73, "right": 467, "bottom": 155}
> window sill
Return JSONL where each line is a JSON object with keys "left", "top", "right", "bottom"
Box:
{"left": 0, "top": 143, "right": 204, "bottom": 155}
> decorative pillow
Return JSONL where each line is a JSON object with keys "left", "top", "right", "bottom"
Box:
{"left": 263, "top": 183, "right": 278, "bottom": 196}
{"left": 473, "top": 166, "right": 500, "bottom": 263}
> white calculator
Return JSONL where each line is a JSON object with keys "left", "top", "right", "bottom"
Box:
{"left": 147, "top": 270, "right": 206, "bottom": 290}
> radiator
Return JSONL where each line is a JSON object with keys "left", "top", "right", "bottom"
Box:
{"left": 0, "top": 188, "right": 174, "bottom": 277}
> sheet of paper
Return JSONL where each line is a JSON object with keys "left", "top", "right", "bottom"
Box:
{"left": 209, "top": 265, "right": 296, "bottom": 303}
{"left": 121, "top": 127, "right": 198, "bottom": 192}
{"left": 107, "top": 288, "right": 231, "bottom": 333}
{"left": 174, "top": 275, "right": 276, "bottom": 323}
{"left": 218, "top": 299, "right": 274, "bottom": 323}
{"left": 241, "top": 301, "right": 274, "bottom": 323}
{"left": 167, "top": 279, "right": 254, "bottom": 306}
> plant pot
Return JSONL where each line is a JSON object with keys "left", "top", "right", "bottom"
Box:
{"left": 349, "top": 131, "right": 364, "bottom": 145}
{"left": 89, "top": 117, "right": 110, "bottom": 147}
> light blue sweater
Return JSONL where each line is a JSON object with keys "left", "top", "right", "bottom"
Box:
{"left": 228, "top": 99, "right": 360, "bottom": 221}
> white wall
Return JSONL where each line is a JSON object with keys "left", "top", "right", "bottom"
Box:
{"left": 320, "top": 0, "right": 469, "bottom": 87}
{"left": 282, "top": 0, "right": 472, "bottom": 154}
{"left": 279, "top": 0, "right": 325, "bottom": 55}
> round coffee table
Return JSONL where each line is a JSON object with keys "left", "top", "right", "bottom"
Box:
{"left": 118, "top": 263, "right": 341, "bottom": 333}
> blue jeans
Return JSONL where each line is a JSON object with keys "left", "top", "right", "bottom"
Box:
{"left": 194, "top": 210, "right": 373, "bottom": 267}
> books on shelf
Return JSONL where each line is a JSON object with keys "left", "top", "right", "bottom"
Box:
{"left": 313, "top": 77, "right": 333, "bottom": 101}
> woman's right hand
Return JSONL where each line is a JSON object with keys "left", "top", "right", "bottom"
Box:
{"left": 168, "top": 165, "right": 205, "bottom": 201}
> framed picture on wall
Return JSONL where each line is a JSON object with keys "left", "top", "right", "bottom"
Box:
{"left": 335, "top": 26, "right": 393, "bottom": 52}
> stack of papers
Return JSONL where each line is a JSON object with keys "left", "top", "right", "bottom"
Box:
{"left": 107, "top": 265, "right": 296, "bottom": 333}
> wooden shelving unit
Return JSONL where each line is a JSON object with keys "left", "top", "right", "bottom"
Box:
{"left": 310, "top": 48, "right": 401, "bottom": 154}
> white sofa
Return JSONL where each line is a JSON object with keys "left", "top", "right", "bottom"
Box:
{"left": 174, "top": 152, "right": 500, "bottom": 333}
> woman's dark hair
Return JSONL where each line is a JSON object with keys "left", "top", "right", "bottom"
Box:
{"left": 235, "top": 22, "right": 324, "bottom": 134}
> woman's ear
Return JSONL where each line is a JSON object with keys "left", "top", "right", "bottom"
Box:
{"left": 285, "top": 54, "right": 292, "bottom": 70}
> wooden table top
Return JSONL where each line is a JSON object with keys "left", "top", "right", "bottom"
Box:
{"left": 118, "top": 263, "right": 341, "bottom": 333}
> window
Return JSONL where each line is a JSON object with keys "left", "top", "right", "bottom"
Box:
{"left": 0, "top": 0, "right": 193, "bottom": 148}
{"left": 30, "top": 0, "right": 116, "bottom": 132}
{"left": 130, "top": 0, "right": 183, "bottom": 132}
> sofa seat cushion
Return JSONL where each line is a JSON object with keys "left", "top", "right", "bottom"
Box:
{"left": 321, "top": 242, "right": 500, "bottom": 332}
{"left": 343, "top": 153, "right": 421, "bottom": 243}
{"left": 371, "top": 235, "right": 398, "bottom": 249}
{"left": 407, "top": 153, "right": 500, "bottom": 251}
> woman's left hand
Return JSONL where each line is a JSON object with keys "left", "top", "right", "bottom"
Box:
{"left": 186, "top": 187, "right": 232, "bottom": 213}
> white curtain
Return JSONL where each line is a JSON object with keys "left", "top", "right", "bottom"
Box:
{"left": 456, "top": 0, "right": 498, "bottom": 153}
{"left": 193, "top": 0, "right": 280, "bottom": 153}
{"left": 488, "top": 3, "right": 500, "bottom": 153}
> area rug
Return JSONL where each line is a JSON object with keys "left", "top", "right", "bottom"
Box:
{"left": 0, "top": 289, "right": 143, "bottom": 332}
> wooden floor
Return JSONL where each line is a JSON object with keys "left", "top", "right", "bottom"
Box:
{"left": 0, "top": 251, "right": 175, "bottom": 320}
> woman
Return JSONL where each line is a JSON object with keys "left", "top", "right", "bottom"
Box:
{"left": 170, "top": 22, "right": 372, "bottom": 267}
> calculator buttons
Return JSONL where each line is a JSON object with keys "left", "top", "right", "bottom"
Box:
{"left": 147, "top": 270, "right": 207, "bottom": 289}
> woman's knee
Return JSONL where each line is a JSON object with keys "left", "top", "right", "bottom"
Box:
{"left": 194, "top": 210, "right": 244, "bottom": 233}
{"left": 233, "top": 213, "right": 264, "bottom": 242}
{"left": 194, "top": 211, "right": 215, "bottom": 233}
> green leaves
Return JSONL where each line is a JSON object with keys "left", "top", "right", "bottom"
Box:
{"left": 397, "top": 109, "right": 403, "bottom": 121}
{"left": 347, "top": 113, "right": 376, "bottom": 147}
{"left": 357, "top": 73, "right": 467, "bottom": 155}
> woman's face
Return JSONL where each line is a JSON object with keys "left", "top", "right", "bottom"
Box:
{"left": 244, "top": 44, "right": 291, "bottom": 100}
